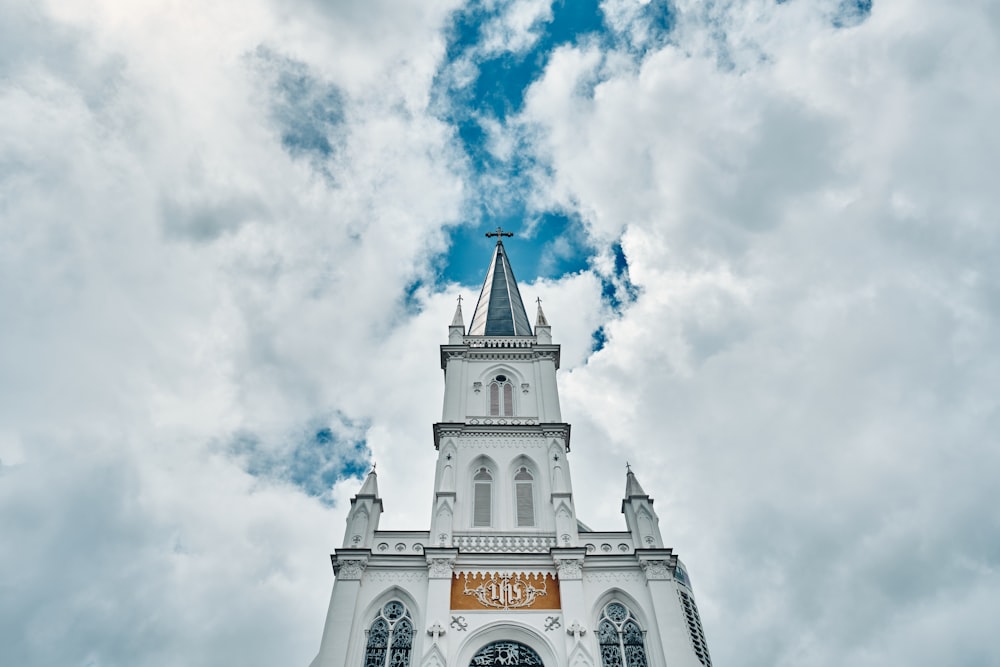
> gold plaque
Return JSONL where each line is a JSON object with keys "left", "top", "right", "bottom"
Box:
{"left": 451, "top": 572, "right": 560, "bottom": 611}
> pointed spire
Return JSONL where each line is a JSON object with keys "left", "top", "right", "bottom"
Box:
{"left": 468, "top": 234, "right": 532, "bottom": 336}
{"left": 535, "top": 296, "right": 549, "bottom": 327}
{"left": 625, "top": 462, "right": 647, "bottom": 497}
{"left": 358, "top": 465, "right": 379, "bottom": 497}
{"left": 451, "top": 295, "right": 465, "bottom": 327}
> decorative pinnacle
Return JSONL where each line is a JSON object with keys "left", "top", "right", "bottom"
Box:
{"left": 485, "top": 226, "right": 514, "bottom": 242}
{"left": 535, "top": 295, "right": 550, "bottom": 327}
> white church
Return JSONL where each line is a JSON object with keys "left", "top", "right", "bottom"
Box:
{"left": 310, "top": 234, "right": 713, "bottom": 667}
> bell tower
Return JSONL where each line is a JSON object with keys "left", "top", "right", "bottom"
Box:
{"left": 310, "top": 234, "right": 713, "bottom": 667}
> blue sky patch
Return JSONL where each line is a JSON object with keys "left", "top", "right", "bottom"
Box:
{"left": 602, "top": 240, "right": 639, "bottom": 312}
{"left": 437, "top": 210, "right": 592, "bottom": 287}
{"left": 832, "top": 0, "right": 873, "bottom": 28}
{"left": 432, "top": 0, "right": 613, "bottom": 290}
{"left": 228, "top": 414, "right": 370, "bottom": 505}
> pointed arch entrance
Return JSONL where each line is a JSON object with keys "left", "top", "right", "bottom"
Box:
{"left": 470, "top": 640, "right": 544, "bottom": 666}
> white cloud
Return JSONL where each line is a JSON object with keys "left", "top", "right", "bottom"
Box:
{"left": 3, "top": 0, "right": 999, "bottom": 665}
{"left": 520, "top": 1, "right": 1000, "bottom": 665}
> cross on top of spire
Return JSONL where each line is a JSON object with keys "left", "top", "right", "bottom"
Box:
{"left": 485, "top": 226, "right": 514, "bottom": 243}
{"left": 468, "top": 227, "right": 531, "bottom": 336}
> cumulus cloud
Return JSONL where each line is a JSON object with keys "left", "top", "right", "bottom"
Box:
{"left": 517, "top": 1, "right": 1000, "bottom": 665}
{"left": 2, "top": 0, "right": 998, "bottom": 666}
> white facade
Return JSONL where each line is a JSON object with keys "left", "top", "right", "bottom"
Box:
{"left": 310, "top": 242, "right": 712, "bottom": 667}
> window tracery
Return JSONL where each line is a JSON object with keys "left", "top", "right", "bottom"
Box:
{"left": 470, "top": 641, "right": 543, "bottom": 666}
{"left": 363, "top": 601, "right": 413, "bottom": 667}
{"left": 489, "top": 375, "right": 515, "bottom": 416}
{"left": 598, "top": 602, "right": 648, "bottom": 667}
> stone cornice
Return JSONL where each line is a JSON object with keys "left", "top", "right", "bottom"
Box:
{"left": 433, "top": 422, "right": 571, "bottom": 451}
{"left": 439, "top": 341, "right": 561, "bottom": 370}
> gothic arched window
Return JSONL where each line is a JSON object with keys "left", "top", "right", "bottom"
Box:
{"left": 598, "top": 602, "right": 648, "bottom": 667}
{"left": 470, "top": 641, "right": 543, "bottom": 666}
{"left": 514, "top": 466, "right": 535, "bottom": 527}
{"left": 489, "top": 375, "right": 514, "bottom": 417}
{"left": 473, "top": 467, "right": 493, "bottom": 527}
{"left": 363, "top": 601, "right": 413, "bottom": 667}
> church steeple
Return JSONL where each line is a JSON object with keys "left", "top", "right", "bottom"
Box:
{"left": 313, "top": 239, "right": 713, "bottom": 667}
{"left": 468, "top": 230, "right": 531, "bottom": 336}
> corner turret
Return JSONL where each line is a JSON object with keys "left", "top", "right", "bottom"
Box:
{"left": 622, "top": 464, "right": 664, "bottom": 549}
{"left": 342, "top": 467, "right": 382, "bottom": 549}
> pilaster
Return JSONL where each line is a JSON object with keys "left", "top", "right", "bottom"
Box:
{"left": 637, "top": 550, "right": 700, "bottom": 667}
{"left": 424, "top": 548, "right": 458, "bottom": 664}
{"left": 313, "top": 550, "right": 370, "bottom": 667}
{"left": 553, "top": 547, "right": 587, "bottom": 661}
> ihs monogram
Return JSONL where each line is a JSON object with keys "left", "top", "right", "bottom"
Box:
{"left": 463, "top": 573, "right": 548, "bottom": 610}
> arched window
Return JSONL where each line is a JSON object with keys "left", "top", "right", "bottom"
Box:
{"left": 514, "top": 466, "right": 535, "bottom": 527}
{"left": 470, "top": 641, "right": 543, "bottom": 666}
{"left": 473, "top": 467, "right": 493, "bottom": 527}
{"left": 598, "top": 602, "right": 648, "bottom": 667}
{"left": 363, "top": 601, "right": 413, "bottom": 667}
{"left": 489, "top": 375, "right": 514, "bottom": 416}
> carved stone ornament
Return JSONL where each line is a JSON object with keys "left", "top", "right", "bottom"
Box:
{"left": 426, "top": 623, "right": 446, "bottom": 641}
{"left": 567, "top": 622, "right": 587, "bottom": 638}
{"left": 427, "top": 557, "right": 456, "bottom": 579}
{"left": 640, "top": 559, "right": 672, "bottom": 580}
{"left": 473, "top": 381, "right": 482, "bottom": 393}
{"left": 462, "top": 572, "right": 549, "bottom": 610}
{"left": 554, "top": 557, "right": 584, "bottom": 580}
{"left": 335, "top": 558, "right": 368, "bottom": 580}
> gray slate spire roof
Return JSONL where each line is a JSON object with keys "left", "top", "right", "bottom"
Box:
{"left": 468, "top": 239, "right": 532, "bottom": 336}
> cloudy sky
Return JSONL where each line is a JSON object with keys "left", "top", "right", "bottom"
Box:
{"left": 2, "top": 0, "right": 999, "bottom": 665}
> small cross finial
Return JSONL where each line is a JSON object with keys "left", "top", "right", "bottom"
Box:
{"left": 371, "top": 461, "right": 377, "bottom": 473}
{"left": 457, "top": 294, "right": 463, "bottom": 305}
{"left": 536, "top": 296, "right": 542, "bottom": 306}
{"left": 485, "top": 226, "right": 514, "bottom": 241}
{"left": 626, "top": 461, "right": 632, "bottom": 474}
